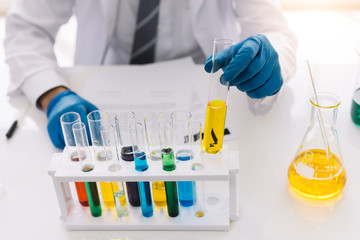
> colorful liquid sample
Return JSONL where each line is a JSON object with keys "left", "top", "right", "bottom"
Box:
{"left": 351, "top": 88, "right": 360, "bottom": 126}
{"left": 112, "top": 182, "right": 128, "bottom": 217}
{"left": 84, "top": 182, "right": 102, "bottom": 217}
{"left": 121, "top": 146, "right": 134, "bottom": 161}
{"left": 75, "top": 182, "right": 88, "bottom": 207}
{"left": 134, "top": 151, "right": 149, "bottom": 171}
{"left": 126, "top": 182, "right": 141, "bottom": 207}
{"left": 99, "top": 182, "right": 115, "bottom": 207}
{"left": 152, "top": 181, "right": 167, "bottom": 207}
{"left": 288, "top": 149, "right": 347, "bottom": 199}
{"left": 178, "top": 181, "right": 195, "bottom": 207}
{"left": 203, "top": 100, "right": 227, "bottom": 154}
{"left": 161, "top": 148, "right": 175, "bottom": 171}
{"left": 176, "top": 149, "right": 192, "bottom": 161}
{"left": 165, "top": 181, "right": 179, "bottom": 217}
{"left": 138, "top": 182, "right": 153, "bottom": 217}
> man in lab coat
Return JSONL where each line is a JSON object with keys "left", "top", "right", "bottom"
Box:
{"left": 5, "top": 0, "right": 297, "bottom": 148}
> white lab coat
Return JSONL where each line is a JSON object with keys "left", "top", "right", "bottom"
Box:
{"left": 5, "top": 0, "right": 297, "bottom": 109}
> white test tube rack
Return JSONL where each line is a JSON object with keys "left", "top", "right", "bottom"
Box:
{"left": 48, "top": 145, "right": 239, "bottom": 231}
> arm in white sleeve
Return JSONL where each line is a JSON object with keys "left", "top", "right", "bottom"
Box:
{"left": 233, "top": 0, "right": 297, "bottom": 83}
{"left": 233, "top": 0, "right": 297, "bottom": 115}
{"left": 5, "top": 0, "right": 75, "bottom": 107}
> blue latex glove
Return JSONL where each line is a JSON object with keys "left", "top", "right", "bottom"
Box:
{"left": 46, "top": 90, "right": 98, "bottom": 149}
{"left": 204, "top": 34, "right": 283, "bottom": 99}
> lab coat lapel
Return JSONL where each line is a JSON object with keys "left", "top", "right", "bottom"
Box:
{"left": 100, "top": 0, "right": 118, "bottom": 46}
{"left": 189, "top": 0, "right": 215, "bottom": 56}
{"left": 189, "top": 0, "right": 240, "bottom": 56}
{"left": 75, "top": 0, "right": 107, "bottom": 65}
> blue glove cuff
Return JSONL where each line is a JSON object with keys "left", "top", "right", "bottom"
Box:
{"left": 46, "top": 90, "right": 76, "bottom": 118}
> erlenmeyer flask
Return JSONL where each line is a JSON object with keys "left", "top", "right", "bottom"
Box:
{"left": 288, "top": 92, "right": 346, "bottom": 199}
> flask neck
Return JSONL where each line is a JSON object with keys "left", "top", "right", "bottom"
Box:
{"left": 310, "top": 106, "right": 338, "bottom": 127}
{"left": 309, "top": 92, "right": 340, "bottom": 128}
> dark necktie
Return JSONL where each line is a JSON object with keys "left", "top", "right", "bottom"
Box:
{"left": 130, "top": 0, "right": 160, "bottom": 64}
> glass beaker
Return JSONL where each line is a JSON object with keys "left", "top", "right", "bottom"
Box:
{"left": 288, "top": 92, "right": 346, "bottom": 199}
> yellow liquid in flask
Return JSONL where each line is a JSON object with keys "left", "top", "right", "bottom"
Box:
{"left": 288, "top": 149, "right": 346, "bottom": 199}
{"left": 203, "top": 100, "right": 227, "bottom": 154}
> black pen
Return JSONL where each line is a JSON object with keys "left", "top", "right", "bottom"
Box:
{"left": 6, "top": 102, "right": 31, "bottom": 140}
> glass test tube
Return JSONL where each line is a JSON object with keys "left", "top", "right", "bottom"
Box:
{"left": 203, "top": 38, "right": 234, "bottom": 154}
{"left": 159, "top": 121, "right": 179, "bottom": 217}
{"left": 99, "top": 124, "right": 122, "bottom": 207}
{"left": 116, "top": 111, "right": 140, "bottom": 207}
{"left": 144, "top": 112, "right": 168, "bottom": 207}
{"left": 171, "top": 111, "right": 194, "bottom": 207}
{"left": 144, "top": 112, "right": 169, "bottom": 161}
{"left": 130, "top": 122, "right": 153, "bottom": 217}
{"left": 87, "top": 110, "right": 114, "bottom": 208}
{"left": 60, "top": 112, "right": 88, "bottom": 207}
{"left": 191, "top": 163, "right": 205, "bottom": 218}
{"left": 72, "top": 122, "right": 101, "bottom": 217}
{"left": 112, "top": 182, "right": 128, "bottom": 217}
{"left": 190, "top": 121, "right": 205, "bottom": 216}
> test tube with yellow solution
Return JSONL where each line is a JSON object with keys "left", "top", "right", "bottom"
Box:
{"left": 88, "top": 110, "right": 115, "bottom": 208}
{"left": 203, "top": 38, "right": 234, "bottom": 154}
{"left": 100, "top": 124, "right": 122, "bottom": 208}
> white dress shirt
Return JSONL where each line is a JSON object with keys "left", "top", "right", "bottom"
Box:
{"left": 103, "top": 0, "right": 205, "bottom": 65}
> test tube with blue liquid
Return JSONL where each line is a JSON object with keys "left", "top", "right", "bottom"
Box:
{"left": 130, "top": 122, "right": 153, "bottom": 218}
{"left": 189, "top": 121, "right": 205, "bottom": 217}
{"left": 171, "top": 111, "right": 194, "bottom": 207}
{"left": 72, "top": 122, "right": 102, "bottom": 217}
{"left": 159, "top": 121, "right": 179, "bottom": 217}
{"left": 115, "top": 111, "right": 141, "bottom": 207}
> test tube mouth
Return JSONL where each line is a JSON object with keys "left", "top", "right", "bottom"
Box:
{"left": 87, "top": 110, "right": 108, "bottom": 122}
{"left": 310, "top": 92, "right": 341, "bottom": 109}
{"left": 60, "top": 112, "right": 80, "bottom": 124}
{"left": 214, "top": 38, "right": 234, "bottom": 46}
{"left": 100, "top": 124, "right": 114, "bottom": 133}
{"left": 144, "top": 111, "right": 170, "bottom": 123}
{"left": 170, "top": 110, "right": 192, "bottom": 122}
{"left": 72, "top": 122, "right": 86, "bottom": 131}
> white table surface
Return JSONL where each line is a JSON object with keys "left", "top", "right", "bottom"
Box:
{"left": 1, "top": 63, "right": 360, "bottom": 240}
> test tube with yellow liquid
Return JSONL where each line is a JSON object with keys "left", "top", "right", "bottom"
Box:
{"left": 204, "top": 38, "right": 234, "bottom": 154}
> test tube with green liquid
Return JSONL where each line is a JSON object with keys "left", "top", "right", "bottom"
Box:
{"left": 73, "top": 122, "right": 101, "bottom": 217}
{"left": 159, "top": 121, "right": 179, "bottom": 217}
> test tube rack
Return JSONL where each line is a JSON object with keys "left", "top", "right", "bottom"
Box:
{"left": 48, "top": 145, "right": 239, "bottom": 231}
